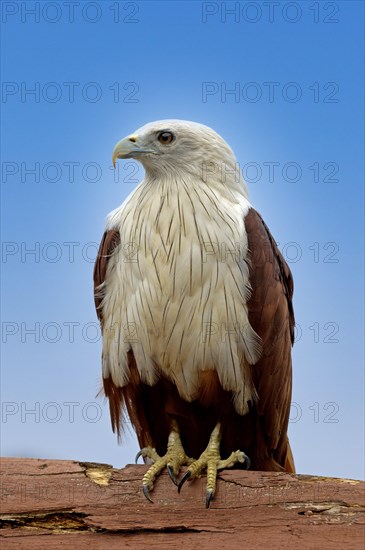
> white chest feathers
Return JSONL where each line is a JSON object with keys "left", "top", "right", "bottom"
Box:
{"left": 101, "top": 178, "right": 261, "bottom": 415}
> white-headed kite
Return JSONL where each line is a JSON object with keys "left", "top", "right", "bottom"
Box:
{"left": 94, "top": 120, "right": 295, "bottom": 507}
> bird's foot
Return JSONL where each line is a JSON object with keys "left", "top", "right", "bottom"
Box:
{"left": 178, "top": 422, "right": 250, "bottom": 508}
{"left": 135, "top": 419, "right": 194, "bottom": 502}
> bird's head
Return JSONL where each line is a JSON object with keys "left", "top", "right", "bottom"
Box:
{"left": 112, "top": 120, "right": 248, "bottom": 196}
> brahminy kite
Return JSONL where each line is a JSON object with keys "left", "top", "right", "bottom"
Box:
{"left": 94, "top": 120, "right": 295, "bottom": 507}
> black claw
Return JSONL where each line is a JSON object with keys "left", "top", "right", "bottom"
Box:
{"left": 206, "top": 489, "right": 214, "bottom": 508}
{"left": 135, "top": 450, "right": 143, "bottom": 464}
{"left": 244, "top": 454, "right": 251, "bottom": 470}
{"left": 178, "top": 470, "right": 191, "bottom": 493}
{"left": 143, "top": 484, "right": 153, "bottom": 503}
{"left": 167, "top": 465, "right": 178, "bottom": 486}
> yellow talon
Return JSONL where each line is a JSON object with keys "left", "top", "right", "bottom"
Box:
{"left": 136, "top": 419, "right": 194, "bottom": 501}
{"left": 177, "top": 422, "right": 250, "bottom": 507}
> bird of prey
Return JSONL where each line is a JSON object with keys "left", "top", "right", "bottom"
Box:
{"left": 94, "top": 120, "right": 295, "bottom": 507}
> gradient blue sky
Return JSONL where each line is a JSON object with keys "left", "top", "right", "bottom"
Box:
{"left": 1, "top": 1, "right": 364, "bottom": 481}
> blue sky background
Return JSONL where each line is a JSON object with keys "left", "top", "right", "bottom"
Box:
{"left": 1, "top": 1, "right": 364, "bottom": 481}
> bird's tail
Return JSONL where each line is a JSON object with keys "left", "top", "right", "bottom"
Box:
{"left": 284, "top": 441, "right": 296, "bottom": 473}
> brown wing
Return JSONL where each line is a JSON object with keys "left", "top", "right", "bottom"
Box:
{"left": 245, "top": 208, "right": 295, "bottom": 472}
{"left": 94, "top": 229, "right": 121, "bottom": 324}
{"left": 93, "top": 230, "right": 126, "bottom": 436}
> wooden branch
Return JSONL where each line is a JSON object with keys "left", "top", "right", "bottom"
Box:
{"left": 0, "top": 458, "right": 364, "bottom": 549}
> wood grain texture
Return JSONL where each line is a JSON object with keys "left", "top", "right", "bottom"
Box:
{"left": 1, "top": 458, "right": 364, "bottom": 549}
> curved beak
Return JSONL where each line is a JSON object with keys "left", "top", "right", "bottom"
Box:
{"left": 112, "top": 135, "right": 155, "bottom": 168}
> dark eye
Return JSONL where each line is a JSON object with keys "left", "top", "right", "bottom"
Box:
{"left": 158, "top": 131, "right": 175, "bottom": 144}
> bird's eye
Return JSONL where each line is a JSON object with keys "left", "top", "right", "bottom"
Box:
{"left": 157, "top": 131, "right": 175, "bottom": 145}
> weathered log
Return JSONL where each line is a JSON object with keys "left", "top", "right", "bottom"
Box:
{"left": 0, "top": 458, "right": 364, "bottom": 549}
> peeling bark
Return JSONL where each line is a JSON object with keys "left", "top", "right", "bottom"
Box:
{"left": 0, "top": 458, "right": 364, "bottom": 549}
